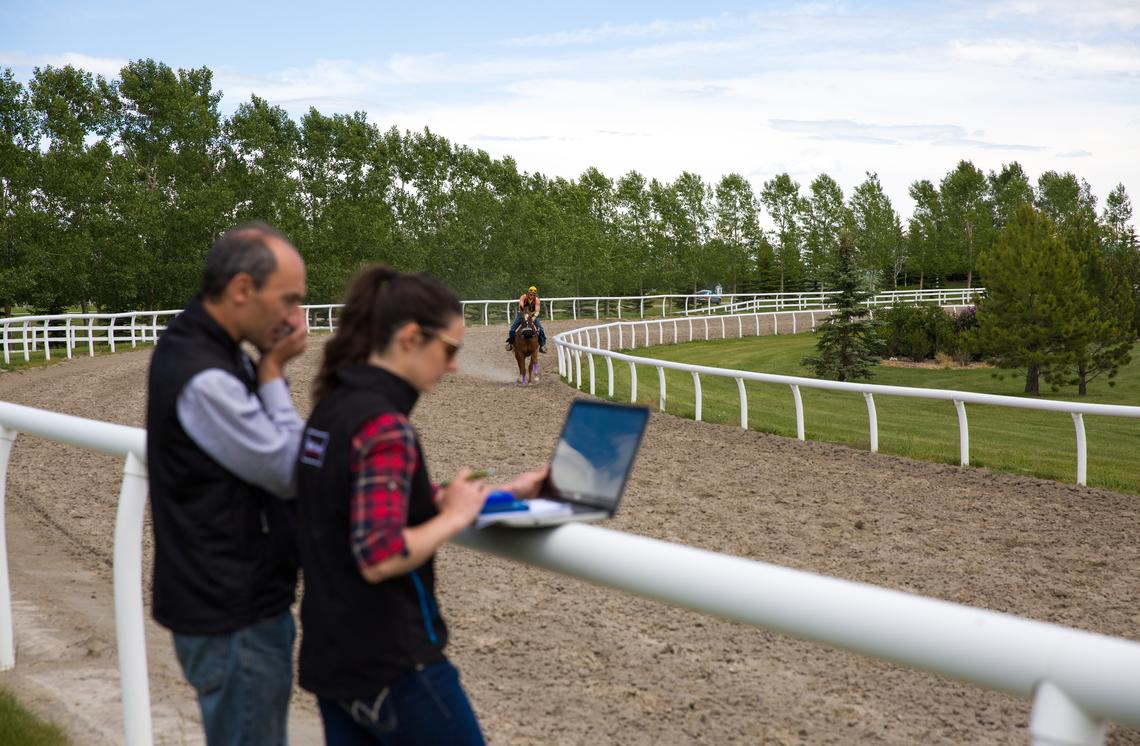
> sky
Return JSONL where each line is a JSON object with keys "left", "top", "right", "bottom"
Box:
{"left": 2, "top": 0, "right": 1138, "bottom": 221}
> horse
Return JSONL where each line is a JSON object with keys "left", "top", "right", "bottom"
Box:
{"left": 513, "top": 313, "right": 541, "bottom": 385}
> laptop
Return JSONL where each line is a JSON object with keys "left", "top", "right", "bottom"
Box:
{"left": 476, "top": 399, "right": 650, "bottom": 529}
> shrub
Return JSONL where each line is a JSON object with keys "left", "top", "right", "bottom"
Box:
{"left": 875, "top": 304, "right": 975, "bottom": 362}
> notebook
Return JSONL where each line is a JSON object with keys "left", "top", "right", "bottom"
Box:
{"left": 475, "top": 399, "right": 650, "bottom": 528}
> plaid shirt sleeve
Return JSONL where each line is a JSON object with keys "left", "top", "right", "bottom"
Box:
{"left": 349, "top": 412, "right": 420, "bottom": 570}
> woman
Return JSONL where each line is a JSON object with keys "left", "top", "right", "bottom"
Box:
{"left": 295, "top": 265, "right": 547, "bottom": 745}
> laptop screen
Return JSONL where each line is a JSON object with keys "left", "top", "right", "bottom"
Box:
{"left": 546, "top": 400, "right": 650, "bottom": 510}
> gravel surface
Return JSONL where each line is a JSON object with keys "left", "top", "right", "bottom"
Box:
{"left": 0, "top": 317, "right": 1138, "bottom": 745}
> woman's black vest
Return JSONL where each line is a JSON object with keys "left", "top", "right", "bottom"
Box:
{"left": 146, "top": 297, "right": 298, "bottom": 634}
{"left": 296, "top": 365, "right": 447, "bottom": 700}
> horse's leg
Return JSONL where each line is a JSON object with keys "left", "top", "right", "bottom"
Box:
{"left": 531, "top": 354, "right": 540, "bottom": 383}
{"left": 515, "top": 351, "right": 526, "bottom": 384}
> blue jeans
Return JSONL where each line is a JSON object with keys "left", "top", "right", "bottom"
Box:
{"left": 317, "top": 660, "right": 484, "bottom": 746}
{"left": 507, "top": 313, "right": 546, "bottom": 346}
{"left": 173, "top": 610, "right": 295, "bottom": 746}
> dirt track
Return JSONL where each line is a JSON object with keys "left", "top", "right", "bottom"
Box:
{"left": 0, "top": 318, "right": 1138, "bottom": 745}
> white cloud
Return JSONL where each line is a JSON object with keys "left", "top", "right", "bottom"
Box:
{"left": 504, "top": 17, "right": 721, "bottom": 48}
{"left": 949, "top": 38, "right": 1140, "bottom": 76}
{"left": 984, "top": 0, "right": 1140, "bottom": 32}
{"left": 0, "top": 51, "right": 127, "bottom": 79}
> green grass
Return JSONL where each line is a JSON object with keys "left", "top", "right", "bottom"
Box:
{"left": 0, "top": 690, "right": 69, "bottom": 746}
{"left": 574, "top": 333, "right": 1140, "bottom": 494}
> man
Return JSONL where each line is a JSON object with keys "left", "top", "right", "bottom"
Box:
{"left": 146, "top": 222, "right": 308, "bottom": 745}
{"left": 505, "top": 284, "right": 547, "bottom": 353}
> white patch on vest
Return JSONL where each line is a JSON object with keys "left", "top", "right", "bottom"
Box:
{"left": 300, "top": 428, "right": 330, "bottom": 468}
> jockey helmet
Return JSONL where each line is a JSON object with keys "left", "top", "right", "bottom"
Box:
{"left": 528, "top": 285, "right": 537, "bottom": 293}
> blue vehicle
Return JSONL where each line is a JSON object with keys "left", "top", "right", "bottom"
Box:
{"left": 695, "top": 288, "right": 722, "bottom": 303}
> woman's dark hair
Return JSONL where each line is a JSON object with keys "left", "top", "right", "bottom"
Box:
{"left": 313, "top": 265, "right": 462, "bottom": 401}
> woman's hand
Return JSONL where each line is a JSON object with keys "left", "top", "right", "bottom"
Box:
{"left": 497, "top": 465, "right": 550, "bottom": 501}
{"left": 437, "top": 468, "right": 490, "bottom": 529}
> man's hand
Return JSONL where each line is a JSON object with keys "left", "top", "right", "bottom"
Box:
{"left": 259, "top": 307, "right": 308, "bottom": 383}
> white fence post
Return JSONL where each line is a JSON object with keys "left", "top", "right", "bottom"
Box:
{"left": 954, "top": 400, "right": 969, "bottom": 466}
{"left": 791, "top": 385, "right": 804, "bottom": 440}
{"left": 657, "top": 366, "right": 666, "bottom": 412}
{"left": 737, "top": 378, "right": 747, "bottom": 430}
{"left": 114, "top": 451, "right": 154, "bottom": 746}
{"left": 1072, "top": 413, "right": 1087, "bottom": 486}
{"left": 692, "top": 371, "right": 702, "bottom": 422}
{"left": 864, "top": 393, "right": 879, "bottom": 453}
{"left": 0, "top": 426, "right": 16, "bottom": 670}
{"left": 629, "top": 362, "right": 637, "bottom": 403}
{"left": 588, "top": 354, "right": 596, "bottom": 396}
{"left": 1029, "top": 681, "right": 1106, "bottom": 746}
{"left": 606, "top": 357, "right": 614, "bottom": 397}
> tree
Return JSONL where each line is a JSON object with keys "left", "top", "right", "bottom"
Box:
{"left": 802, "top": 174, "right": 848, "bottom": 290}
{"left": 906, "top": 179, "right": 945, "bottom": 289}
{"left": 224, "top": 95, "right": 304, "bottom": 234}
{"left": 988, "top": 162, "right": 1034, "bottom": 231}
{"left": 974, "top": 204, "right": 1086, "bottom": 395}
{"left": 759, "top": 173, "right": 805, "bottom": 292}
{"left": 114, "top": 60, "right": 229, "bottom": 309}
{"left": 613, "top": 170, "right": 656, "bottom": 294}
{"left": 668, "top": 172, "right": 711, "bottom": 292}
{"left": 711, "top": 173, "right": 761, "bottom": 293}
{"left": 849, "top": 172, "right": 904, "bottom": 291}
{"left": 802, "top": 232, "right": 879, "bottom": 382}
{"left": 940, "top": 160, "right": 993, "bottom": 288}
{"left": 1036, "top": 171, "right": 1097, "bottom": 238}
{"left": 1101, "top": 183, "right": 1136, "bottom": 255}
{"left": 0, "top": 68, "right": 37, "bottom": 315}
{"left": 1100, "top": 184, "right": 1140, "bottom": 333}
{"left": 1041, "top": 218, "right": 1134, "bottom": 395}
{"left": 27, "top": 65, "right": 118, "bottom": 312}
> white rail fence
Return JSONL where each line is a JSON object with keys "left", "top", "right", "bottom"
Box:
{"left": 0, "top": 306, "right": 345, "bottom": 366}
{"left": 460, "top": 288, "right": 982, "bottom": 325}
{"left": 0, "top": 401, "right": 1138, "bottom": 745}
{"left": 0, "top": 291, "right": 981, "bottom": 366}
{"left": 554, "top": 310, "right": 1140, "bottom": 487}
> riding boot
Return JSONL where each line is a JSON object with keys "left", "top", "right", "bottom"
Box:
{"left": 506, "top": 339, "right": 514, "bottom": 351}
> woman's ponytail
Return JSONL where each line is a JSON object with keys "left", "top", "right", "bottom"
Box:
{"left": 312, "top": 264, "right": 461, "bottom": 401}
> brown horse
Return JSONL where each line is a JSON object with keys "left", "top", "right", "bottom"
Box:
{"left": 513, "top": 313, "right": 540, "bottom": 385}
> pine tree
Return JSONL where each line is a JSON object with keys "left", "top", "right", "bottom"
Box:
{"left": 802, "top": 232, "right": 880, "bottom": 381}
{"left": 1041, "top": 217, "right": 1134, "bottom": 395}
{"left": 974, "top": 204, "right": 1085, "bottom": 395}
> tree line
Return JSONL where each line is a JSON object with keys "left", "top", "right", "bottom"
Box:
{"left": 1, "top": 60, "right": 1137, "bottom": 318}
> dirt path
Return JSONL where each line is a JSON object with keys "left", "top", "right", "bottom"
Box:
{"left": 0, "top": 319, "right": 1138, "bottom": 745}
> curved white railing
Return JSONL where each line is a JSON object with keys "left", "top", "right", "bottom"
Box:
{"left": 553, "top": 311, "right": 1140, "bottom": 487}
{"left": 0, "top": 401, "right": 1137, "bottom": 745}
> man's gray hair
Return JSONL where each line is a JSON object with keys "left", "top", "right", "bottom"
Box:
{"left": 201, "top": 222, "right": 291, "bottom": 300}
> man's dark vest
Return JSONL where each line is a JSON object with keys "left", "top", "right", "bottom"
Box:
{"left": 146, "top": 297, "right": 298, "bottom": 635}
{"left": 296, "top": 365, "right": 447, "bottom": 700}
{"left": 521, "top": 295, "right": 537, "bottom": 313}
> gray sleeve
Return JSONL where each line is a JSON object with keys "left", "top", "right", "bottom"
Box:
{"left": 176, "top": 369, "right": 305, "bottom": 498}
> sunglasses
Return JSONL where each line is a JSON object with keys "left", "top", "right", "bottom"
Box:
{"left": 424, "top": 330, "right": 462, "bottom": 361}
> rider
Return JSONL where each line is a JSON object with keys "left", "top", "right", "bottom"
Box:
{"left": 506, "top": 285, "right": 547, "bottom": 353}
